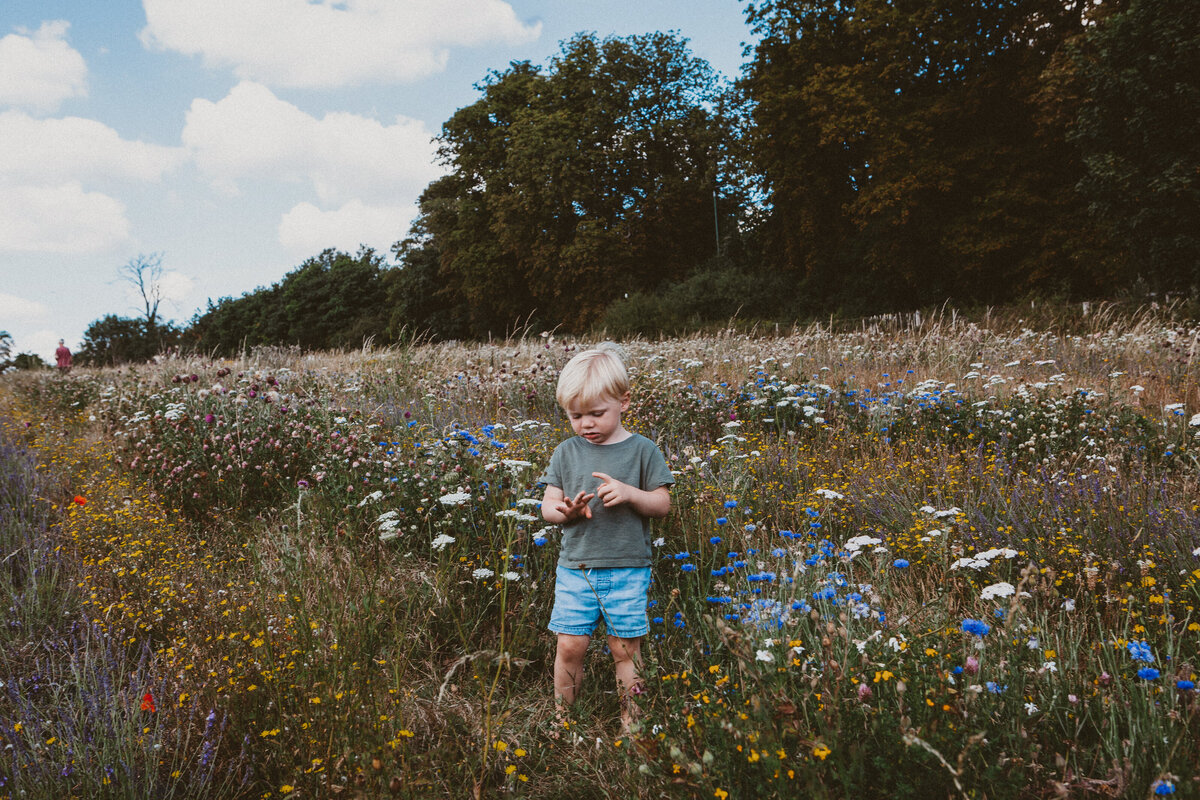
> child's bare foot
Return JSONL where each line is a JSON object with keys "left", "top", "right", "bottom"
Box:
{"left": 548, "top": 703, "right": 573, "bottom": 741}
{"left": 618, "top": 683, "right": 645, "bottom": 736}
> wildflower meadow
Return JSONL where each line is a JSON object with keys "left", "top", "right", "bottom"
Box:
{"left": 2, "top": 305, "right": 1199, "bottom": 799}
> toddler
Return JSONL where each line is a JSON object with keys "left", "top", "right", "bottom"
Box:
{"left": 540, "top": 344, "right": 673, "bottom": 731}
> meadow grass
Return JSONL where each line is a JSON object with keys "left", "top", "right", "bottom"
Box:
{"left": 2, "top": 303, "right": 1199, "bottom": 798}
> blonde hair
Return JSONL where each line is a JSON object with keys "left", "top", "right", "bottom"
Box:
{"left": 556, "top": 344, "right": 629, "bottom": 409}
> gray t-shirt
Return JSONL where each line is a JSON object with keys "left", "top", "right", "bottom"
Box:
{"left": 540, "top": 433, "right": 675, "bottom": 569}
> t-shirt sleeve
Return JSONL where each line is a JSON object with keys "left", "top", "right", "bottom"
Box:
{"left": 642, "top": 439, "right": 675, "bottom": 490}
{"left": 539, "top": 443, "right": 563, "bottom": 488}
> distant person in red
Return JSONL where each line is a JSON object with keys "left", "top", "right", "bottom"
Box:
{"left": 55, "top": 339, "right": 72, "bottom": 373}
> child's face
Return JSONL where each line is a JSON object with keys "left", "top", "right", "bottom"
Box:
{"left": 565, "top": 393, "right": 630, "bottom": 445}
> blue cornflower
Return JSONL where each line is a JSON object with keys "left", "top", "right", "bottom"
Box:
{"left": 1138, "top": 667, "right": 1161, "bottom": 681}
{"left": 985, "top": 681, "right": 1004, "bottom": 694}
{"left": 710, "top": 536, "right": 722, "bottom": 545}
{"left": 772, "top": 547, "right": 787, "bottom": 557}
{"left": 724, "top": 500, "right": 738, "bottom": 509}
{"left": 994, "top": 608, "right": 1005, "bottom": 619}
{"left": 673, "top": 551, "right": 690, "bottom": 560}
{"left": 1127, "top": 640, "right": 1154, "bottom": 663}
{"left": 893, "top": 559, "right": 909, "bottom": 568}
{"left": 652, "top": 617, "right": 664, "bottom": 624}
{"left": 1153, "top": 780, "right": 1176, "bottom": 795}
{"left": 716, "top": 517, "right": 728, "bottom": 526}
{"left": 1177, "top": 680, "right": 1196, "bottom": 691}
{"left": 961, "top": 619, "right": 991, "bottom": 637}
{"left": 681, "top": 563, "right": 696, "bottom": 572}
{"left": 533, "top": 536, "right": 547, "bottom": 546}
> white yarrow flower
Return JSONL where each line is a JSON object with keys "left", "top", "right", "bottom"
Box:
{"left": 439, "top": 491, "right": 471, "bottom": 506}
{"left": 495, "top": 509, "right": 539, "bottom": 522}
{"left": 357, "top": 489, "right": 384, "bottom": 507}
{"left": 472, "top": 568, "right": 494, "bottom": 579}
{"left": 431, "top": 534, "right": 456, "bottom": 551}
{"left": 755, "top": 649, "right": 775, "bottom": 663}
{"left": 843, "top": 535, "right": 883, "bottom": 552}
{"left": 980, "top": 581, "right": 1016, "bottom": 601}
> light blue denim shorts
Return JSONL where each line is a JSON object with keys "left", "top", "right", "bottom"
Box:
{"left": 548, "top": 565, "right": 651, "bottom": 639}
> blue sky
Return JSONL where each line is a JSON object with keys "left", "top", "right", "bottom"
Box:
{"left": 0, "top": 0, "right": 753, "bottom": 361}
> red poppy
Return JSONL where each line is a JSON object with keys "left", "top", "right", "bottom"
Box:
{"left": 73, "top": 495, "right": 87, "bottom": 506}
{"left": 141, "top": 692, "right": 156, "bottom": 712}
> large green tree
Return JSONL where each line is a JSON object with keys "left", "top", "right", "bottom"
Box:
{"left": 77, "top": 315, "right": 181, "bottom": 366}
{"left": 743, "top": 0, "right": 1101, "bottom": 311}
{"left": 397, "top": 31, "right": 748, "bottom": 336}
{"left": 1070, "top": 0, "right": 1200, "bottom": 292}
{"left": 189, "top": 248, "right": 392, "bottom": 355}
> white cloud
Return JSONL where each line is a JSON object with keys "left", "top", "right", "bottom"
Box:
{"left": 0, "top": 21, "right": 87, "bottom": 113}
{"left": 278, "top": 200, "right": 414, "bottom": 256}
{"left": 183, "top": 81, "right": 442, "bottom": 203}
{"left": 0, "top": 110, "right": 186, "bottom": 184}
{"left": 0, "top": 292, "right": 50, "bottom": 322}
{"left": 0, "top": 181, "right": 129, "bottom": 253}
{"left": 140, "top": 0, "right": 541, "bottom": 89}
{"left": 159, "top": 271, "right": 196, "bottom": 304}
{"left": 0, "top": 111, "right": 183, "bottom": 255}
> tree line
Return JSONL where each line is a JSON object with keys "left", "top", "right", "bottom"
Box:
{"left": 76, "top": 0, "right": 1197, "bottom": 362}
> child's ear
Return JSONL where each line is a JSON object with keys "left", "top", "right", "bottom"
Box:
{"left": 619, "top": 392, "right": 631, "bottom": 412}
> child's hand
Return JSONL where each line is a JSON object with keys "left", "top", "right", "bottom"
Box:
{"left": 592, "top": 472, "right": 635, "bottom": 508}
{"left": 555, "top": 489, "right": 594, "bottom": 521}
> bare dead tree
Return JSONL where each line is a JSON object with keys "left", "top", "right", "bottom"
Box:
{"left": 120, "top": 253, "right": 165, "bottom": 328}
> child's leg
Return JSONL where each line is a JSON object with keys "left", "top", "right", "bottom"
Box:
{"left": 607, "top": 635, "right": 644, "bottom": 730}
{"left": 554, "top": 633, "right": 590, "bottom": 707}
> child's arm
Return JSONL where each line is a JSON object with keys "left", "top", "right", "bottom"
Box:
{"left": 591, "top": 472, "right": 671, "bottom": 518}
{"left": 541, "top": 484, "right": 596, "bottom": 524}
